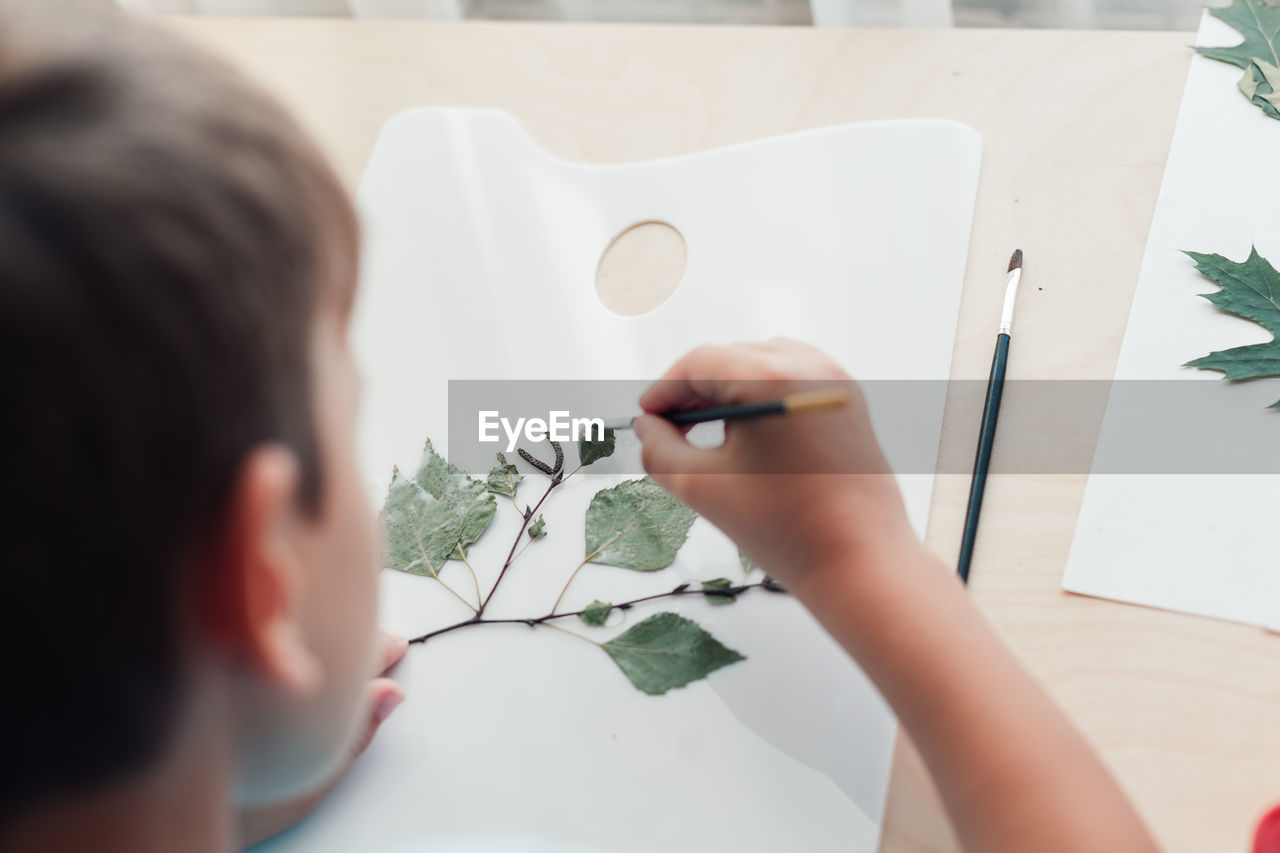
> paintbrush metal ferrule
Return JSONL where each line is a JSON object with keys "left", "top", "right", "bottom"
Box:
{"left": 601, "top": 416, "right": 637, "bottom": 431}
{"left": 998, "top": 249, "right": 1023, "bottom": 335}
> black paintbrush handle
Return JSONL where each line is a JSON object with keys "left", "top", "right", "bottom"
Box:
{"left": 666, "top": 400, "right": 787, "bottom": 426}
{"left": 957, "top": 333, "right": 1010, "bottom": 584}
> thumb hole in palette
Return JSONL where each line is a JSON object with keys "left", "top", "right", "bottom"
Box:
{"left": 595, "top": 220, "right": 687, "bottom": 316}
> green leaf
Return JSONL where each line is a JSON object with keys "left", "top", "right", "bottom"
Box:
{"left": 1183, "top": 247, "right": 1280, "bottom": 406}
{"left": 380, "top": 467, "right": 464, "bottom": 577}
{"left": 486, "top": 452, "right": 523, "bottom": 498}
{"left": 601, "top": 612, "right": 745, "bottom": 695}
{"left": 528, "top": 514, "right": 547, "bottom": 539}
{"left": 738, "top": 548, "right": 757, "bottom": 577}
{"left": 412, "top": 439, "right": 496, "bottom": 556}
{"left": 381, "top": 440, "right": 498, "bottom": 574}
{"left": 701, "top": 577, "right": 737, "bottom": 605}
{"left": 578, "top": 428, "right": 617, "bottom": 467}
{"left": 584, "top": 477, "right": 697, "bottom": 571}
{"left": 1196, "top": 0, "right": 1280, "bottom": 120}
{"left": 579, "top": 600, "right": 612, "bottom": 626}
{"left": 1238, "top": 59, "right": 1280, "bottom": 117}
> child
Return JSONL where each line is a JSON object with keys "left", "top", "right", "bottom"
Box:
{"left": 0, "top": 2, "right": 401, "bottom": 848}
{"left": 0, "top": 2, "right": 1157, "bottom": 851}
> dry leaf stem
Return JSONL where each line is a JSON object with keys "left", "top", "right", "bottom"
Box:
{"left": 407, "top": 580, "right": 776, "bottom": 645}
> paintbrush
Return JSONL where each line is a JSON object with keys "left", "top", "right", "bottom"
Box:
{"left": 956, "top": 249, "right": 1023, "bottom": 584}
{"left": 602, "top": 388, "right": 851, "bottom": 431}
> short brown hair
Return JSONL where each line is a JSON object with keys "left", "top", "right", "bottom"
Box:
{"left": 0, "top": 0, "right": 357, "bottom": 822}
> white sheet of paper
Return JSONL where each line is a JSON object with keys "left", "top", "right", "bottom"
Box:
{"left": 1061, "top": 14, "right": 1280, "bottom": 630}
{"left": 255, "top": 108, "right": 980, "bottom": 852}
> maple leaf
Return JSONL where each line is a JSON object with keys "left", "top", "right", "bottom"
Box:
{"left": 1238, "top": 58, "right": 1280, "bottom": 115}
{"left": 1184, "top": 246, "right": 1280, "bottom": 407}
{"left": 1196, "top": 0, "right": 1280, "bottom": 119}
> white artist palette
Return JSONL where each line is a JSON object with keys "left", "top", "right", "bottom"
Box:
{"left": 257, "top": 108, "right": 980, "bottom": 852}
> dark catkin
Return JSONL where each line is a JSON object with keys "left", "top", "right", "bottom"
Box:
{"left": 518, "top": 447, "right": 555, "bottom": 475}
{"left": 551, "top": 441, "right": 564, "bottom": 473}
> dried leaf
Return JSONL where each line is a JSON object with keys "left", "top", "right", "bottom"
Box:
{"left": 578, "top": 428, "right": 616, "bottom": 467}
{"left": 579, "top": 600, "right": 612, "bottom": 626}
{"left": 584, "top": 477, "right": 697, "bottom": 571}
{"left": 528, "top": 515, "right": 547, "bottom": 539}
{"left": 700, "top": 577, "right": 737, "bottom": 605}
{"left": 762, "top": 575, "right": 788, "bottom": 593}
{"left": 601, "top": 612, "right": 744, "bottom": 695}
{"left": 381, "top": 440, "right": 497, "bottom": 573}
{"left": 380, "top": 467, "right": 464, "bottom": 577}
{"left": 1238, "top": 58, "right": 1280, "bottom": 115}
{"left": 486, "top": 452, "right": 523, "bottom": 498}
{"left": 1183, "top": 247, "right": 1280, "bottom": 406}
{"left": 738, "top": 548, "right": 757, "bottom": 577}
{"left": 1196, "top": 0, "right": 1280, "bottom": 119}
{"left": 412, "top": 439, "right": 496, "bottom": 556}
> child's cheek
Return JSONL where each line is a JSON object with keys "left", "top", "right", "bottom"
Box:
{"left": 297, "top": 326, "right": 383, "bottom": 773}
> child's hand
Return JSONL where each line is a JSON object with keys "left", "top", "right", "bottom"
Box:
{"left": 634, "top": 338, "right": 918, "bottom": 601}
{"left": 638, "top": 339, "right": 1160, "bottom": 853}
{"left": 237, "top": 630, "right": 407, "bottom": 849}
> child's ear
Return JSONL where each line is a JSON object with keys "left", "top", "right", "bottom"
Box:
{"left": 203, "top": 444, "right": 322, "bottom": 695}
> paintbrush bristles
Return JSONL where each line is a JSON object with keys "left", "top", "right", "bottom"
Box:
{"left": 1008, "top": 249, "right": 1023, "bottom": 272}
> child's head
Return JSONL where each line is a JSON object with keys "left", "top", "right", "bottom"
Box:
{"left": 0, "top": 0, "right": 381, "bottom": 825}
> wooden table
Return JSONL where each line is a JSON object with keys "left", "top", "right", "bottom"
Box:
{"left": 163, "top": 18, "right": 1278, "bottom": 852}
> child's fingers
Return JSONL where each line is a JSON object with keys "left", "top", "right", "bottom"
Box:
{"left": 633, "top": 413, "right": 728, "bottom": 505}
{"left": 356, "top": 677, "right": 404, "bottom": 754}
{"left": 639, "top": 340, "right": 835, "bottom": 416}
{"left": 376, "top": 629, "right": 408, "bottom": 676}
{"left": 638, "top": 345, "right": 746, "bottom": 414}
{"left": 345, "top": 677, "right": 405, "bottom": 765}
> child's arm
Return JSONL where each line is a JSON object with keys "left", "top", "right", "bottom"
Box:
{"left": 633, "top": 339, "right": 1157, "bottom": 853}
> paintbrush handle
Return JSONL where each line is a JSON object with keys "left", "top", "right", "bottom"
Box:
{"left": 666, "top": 399, "right": 786, "bottom": 426}
{"left": 957, "top": 332, "right": 1010, "bottom": 584}
{"left": 610, "top": 389, "right": 849, "bottom": 430}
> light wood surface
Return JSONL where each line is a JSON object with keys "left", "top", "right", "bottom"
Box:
{"left": 160, "top": 17, "right": 1278, "bottom": 852}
